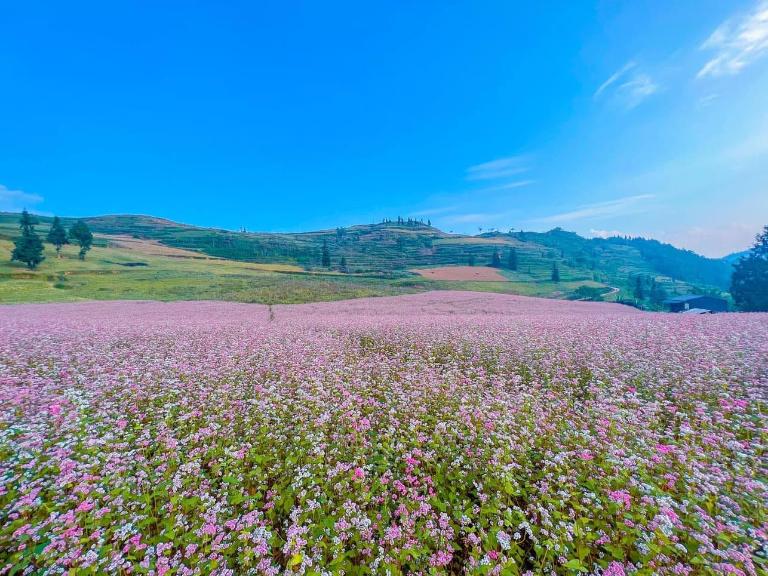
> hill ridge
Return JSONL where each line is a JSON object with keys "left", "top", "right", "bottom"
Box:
{"left": 0, "top": 211, "right": 732, "bottom": 295}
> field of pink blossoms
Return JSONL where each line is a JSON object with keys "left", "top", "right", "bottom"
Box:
{"left": 1, "top": 291, "right": 767, "bottom": 576}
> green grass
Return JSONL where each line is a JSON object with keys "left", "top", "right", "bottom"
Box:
{"left": 0, "top": 241, "right": 424, "bottom": 304}
{"left": 0, "top": 213, "right": 728, "bottom": 290}
{"left": 0, "top": 212, "right": 727, "bottom": 305}
{"left": 0, "top": 238, "right": 615, "bottom": 304}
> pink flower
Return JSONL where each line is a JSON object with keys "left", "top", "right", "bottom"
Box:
{"left": 353, "top": 467, "right": 365, "bottom": 480}
{"left": 384, "top": 524, "right": 401, "bottom": 542}
{"left": 429, "top": 550, "right": 453, "bottom": 567}
{"left": 608, "top": 490, "right": 632, "bottom": 510}
{"left": 202, "top": 523, "right": 217, "bottom": 536}
{"left": 578, "top": 451, "right": 594, "bottom": 460}
{"left": 116, "top": 419, "right": 128, "bottom": 430}
{"left": 604, "top": 561, "right": 626, "bottom": 576}
{"left": 12, "top": 524, "right": 31, "bottom": 539}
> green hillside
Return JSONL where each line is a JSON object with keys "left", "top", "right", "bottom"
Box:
{"left": 0, "top": 212, "right": 732, "bottom": 305}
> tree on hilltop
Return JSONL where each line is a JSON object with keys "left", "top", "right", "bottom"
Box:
{"left": 69, "top": 220, "right": 93, "bottom": 260}
{"left": 731, "top": 225, "right": 768, "bottom": 311}
{"left": 46, "top": 216, "right": 69, "bottom": 257}
{"left": 11, "top": 210, "right": 45, "bottom": 269}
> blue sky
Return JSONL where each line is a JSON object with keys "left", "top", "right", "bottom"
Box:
{"left": 1, "top": 1, "right": 767, "bottom": 257}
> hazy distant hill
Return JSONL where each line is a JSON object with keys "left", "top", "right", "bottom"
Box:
{"left": 722, "top": 250, "right": 751, "bottom": 266}
{"left": 0, "top": 212, "right": 732, "bottom": 296}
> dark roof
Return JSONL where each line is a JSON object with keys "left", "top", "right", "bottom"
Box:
{"left": 662, "top": 294, "right": 726, "bottom": 304}
{"left": 663, "top": 295, "right": 703, "bottom": 303}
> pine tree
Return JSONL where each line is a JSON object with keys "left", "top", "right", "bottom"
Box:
{"left": 490, "top": 248, "right": 501, "bottom": 268}
{"left": 321, "top": 240, "right": 331, "bottom": 267}
{"left": 11, "top": 210, "right": 45, "bottom": 269}
{"left": 551, "top": 262, "right": 560, "bottom": 282}
{"left": 339, "top": 256, "right": 348, "bottom": 273}
{"left": 507, "top": 248, "right": 518, "bottom": 271}
{"left": 731, "top": 225, "right": 768, "bottom": 311}
{"left": 634, "top": 275, "right": 645, "bottom": 300}
{"left": 46, "top": 216, "right": 69, "bottom": 257}
{"left": 468, "top": 254, "right": 476, "bottom": 267}
{"left": 650, "top": 279, "right": 668, "bottom": 307}
{"left": 69, "top": 220, "right": 93, "bottom": 260}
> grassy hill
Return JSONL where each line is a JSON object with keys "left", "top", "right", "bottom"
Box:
{"left": 0, "top": 212, "right": 732, "bottom": 305}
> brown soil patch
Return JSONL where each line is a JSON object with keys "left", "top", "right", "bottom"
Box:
{"left": 411, "top": 266, "right": 508, "bottom": 281}
{"left": 100, "top": 235, "right": 215, "bottom": 259}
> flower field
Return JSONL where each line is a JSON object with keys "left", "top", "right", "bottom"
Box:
{"left": 1, "top": 292, "right": 766, "bottom": 575}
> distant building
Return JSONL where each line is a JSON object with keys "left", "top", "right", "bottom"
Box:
{"left": 663, "top": 295, "right": 727, "bottom": 313}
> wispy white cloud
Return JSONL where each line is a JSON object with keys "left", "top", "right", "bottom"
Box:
{"left": 594, "top": 61, "right": 637, "bottom": 98}
{"left": 465, "top": 155, "right": 531, "bottom": 181}
{"left": 0, "top": 185, "right": 43, "bottom": 212}
{"left": 697, "top": 0, "right": 768, "bottom": 78}
{"left": 533, "top": 194, "right": 655, "bottom": 224}
{"left": 473, "top": 179, "right": 536, "bottom": 193}
{"left": 697, "top": 93, "right": 720, "bottom": 107}
{"left": 618, "top": 73, "right": 659, "bottom": 109}
{"left": 594, "top": 61, "right": 659, "bottom": 109}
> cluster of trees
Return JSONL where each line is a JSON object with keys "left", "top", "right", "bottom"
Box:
{"left": 381, "top": 217, "right": 431, "bottom": 227}
{"left": 570, "top": 285, "right": 605, "bottom": 301}
{"left": 730, "top": 225, "right": 768, "bottom": 312}
{"left": 632, "top": 274, "right": 669, "bottom": 307}
{"left": 320, "top": 240, "right": 349, "bottom": 273}
{"left": 609, "top": 236, "right": 731, "bottom": 289}
{"left": 468, "top": 247, "right": 561, "bottom": 281}
{"left": 476, "top": 247, "right": 521, "bottom": 270}
{"left": 10, "top": 211, "right": 93, "bottom": 270}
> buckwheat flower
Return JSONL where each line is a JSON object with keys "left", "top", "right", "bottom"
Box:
{"left": 608, "top": 490, "right": 632, "bottom": 510}
{"left": 603, "top": 561, "right": 627, "bottom": 576}
{"left": 497, "top": 530, "right": 511, "bottom": 551}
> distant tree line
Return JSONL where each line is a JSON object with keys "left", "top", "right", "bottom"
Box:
{"left": 11, "top": 211, "right": 93, "bottom": 269}
{"left": 381, "top": 216, "right": 431, "bottom": 227}
{"left": 608, "top": 236, "right": 731, "bottom": 289}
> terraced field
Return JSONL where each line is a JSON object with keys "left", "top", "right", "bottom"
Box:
{"left": 0, "top": 213, "right": 731, "bottom": 303}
